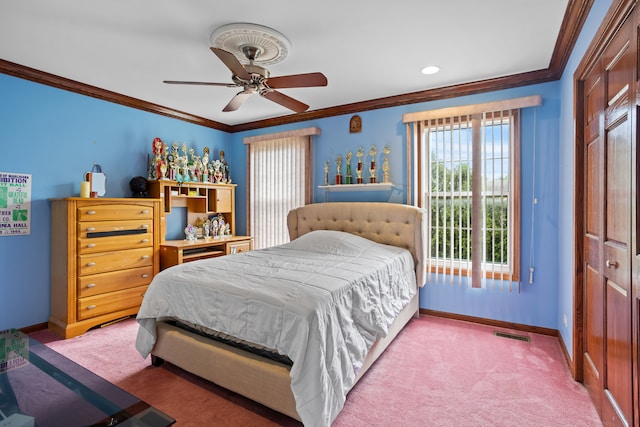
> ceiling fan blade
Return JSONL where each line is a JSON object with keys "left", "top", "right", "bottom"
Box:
{"left": 223, "top": 91, "right": 253, "bottom": 112}
{"left": 266, "top": 72, "right": 328, "bottom": 89}
{"left": 262, "top": 90, "right": 309, "bottom": 113}
{"left": 163, "top": 80, "right": 236, "bottom": 87}
{"left": 210, "top": 47, "right": 251, "bottom": 80}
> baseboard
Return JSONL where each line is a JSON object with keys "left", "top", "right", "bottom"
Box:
{"left": 420, "top": 308, "right": 558, "bottom": 336}
{"left": 421, "top": 308, "right": 577, "bottom": 377}
{"left": 17, "top": 322, "right": 48, "bottom": 334}
{"left": 556, "top": 330, "right": 575, "bottom": 378}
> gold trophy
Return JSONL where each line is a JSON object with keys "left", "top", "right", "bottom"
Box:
{"left": 382, "top": 144, "right": 391, "bottom": 183}
{"left": 345, "top": 151, "right": 353, "bottom": 184}
{"left": 356, "top": 146, "right": 364, "bottom": 184}
{"left": 369, "top": 145, "right": 377, "bottom": 183}
{"left": 335, "top": 154, "right": 343, "bottom": 185}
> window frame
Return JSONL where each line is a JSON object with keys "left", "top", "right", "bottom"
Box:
{"left": 244, "top": 127, "right": 319, "bottom": 249}
{"left": 421, "top": 112, "right": 520, "bottom": 282}
{"left": 403, "top": 96, "right": 540, "bottom": 287}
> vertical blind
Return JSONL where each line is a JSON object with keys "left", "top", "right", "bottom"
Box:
{"left": 423, "top": 112, "right": 515, "bottom": 290}
{"left": 244, "top": 128, "right": 318, "bottom": 249}
{"left": 404, "top": 95, "right": 541, "bottom": 290}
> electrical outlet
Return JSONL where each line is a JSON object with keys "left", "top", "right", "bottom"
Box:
{"left": 563, "top": 313, "right": 568, "bottom": 329}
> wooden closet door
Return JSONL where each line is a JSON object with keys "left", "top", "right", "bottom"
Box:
{"left": 582, "top": 58, "right": 605, "bottom": 419}
{"left": 601, "top": 18, "right": 633, "bottom": 426}
{"left": 581, "top": 16, "right": 635, "bottom": 427}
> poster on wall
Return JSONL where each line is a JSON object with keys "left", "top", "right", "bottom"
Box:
{"left": 0, "top": 172, "right": 31, "bottom": 236}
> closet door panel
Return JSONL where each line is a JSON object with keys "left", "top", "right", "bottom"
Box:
{"left": 583, "top": 63, "right": 605, "bottom": 416}
{"left": 601, "top": 24, "right": 633, "bottom": 423}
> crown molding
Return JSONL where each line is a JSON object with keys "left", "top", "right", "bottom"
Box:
{"left": 0, "top": 0, "right": 594, "bottom": 134}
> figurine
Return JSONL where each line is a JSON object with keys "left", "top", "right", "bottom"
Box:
{"left": 152, "top": 137, "right": 165, "bottom": 180}
{"left": 220, "top": 150, "right": 230, "bottom": 183}
{"left": 202, "top": 148, "right": 210, "bottom": 183}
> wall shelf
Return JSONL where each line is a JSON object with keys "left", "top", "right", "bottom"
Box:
{"left": 318, "top": 183, "right": 395, "bottom": 192}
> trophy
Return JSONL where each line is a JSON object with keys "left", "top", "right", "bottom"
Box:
{"left": 356, "top": 146, "right": 364, "bottom": 184}
{"left": 335, "top": 154, "right": 343, "bottom": 185}
{"left": 345, "top": 151, "right": 353, "bottom": 184}
{"left": 369, "top": 144, "right": 377, "bottom": 183}
{"left": 382, "top": 144, "right": 391, "bottom": 183}
{"left": 324, "top": 161, "right": 330, "bottom": 185}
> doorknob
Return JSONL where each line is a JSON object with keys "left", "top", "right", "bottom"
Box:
{"left": 605, "top": 259, "right": 619, "bottom": 268}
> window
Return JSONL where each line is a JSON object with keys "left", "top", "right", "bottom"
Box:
{"left": 244, "top": 127, "right": 319, "bottom": 249}
{"left": 404, "top": 96, "right": 541, "bottom": 289}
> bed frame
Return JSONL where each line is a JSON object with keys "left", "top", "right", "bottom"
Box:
{"left": 149, "top": 202, "right": 427, "bottom": 421}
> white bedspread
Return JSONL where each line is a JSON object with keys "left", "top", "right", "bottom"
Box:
{"left": 136, "top": 230, "right": 416, "bottom": 426}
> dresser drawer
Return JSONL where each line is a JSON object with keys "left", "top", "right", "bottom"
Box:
{"left": 77, "top": 266, "right": 154, "bottom": 298}
{"left": 78, "top": 234, "right": 153, "bottom": 254}
{"left": 77, "top": 284, "right": 148, "bottom": 320}
{"left": 226, "top": 240, "right": 252, "bottom": 254}
{"left": 77, "top": 203, "right": 154, "bottom": 221}
{"left": 77, "top": 219, "right": 152, "bottom": 238}
{"left": 78, "top": 247, "right": 154, "bottom": 276}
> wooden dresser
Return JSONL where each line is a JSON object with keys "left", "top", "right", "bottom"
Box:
{"left": 49, "top": 198, "right": 161, "bottom": 338}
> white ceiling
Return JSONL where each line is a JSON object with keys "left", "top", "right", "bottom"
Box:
{"left": 0, "top": 0, "right": 570, "bottom": 126}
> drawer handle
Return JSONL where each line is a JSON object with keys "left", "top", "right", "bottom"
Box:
{"left": 86, "top": 283, "right": 96, "bottom": 288}
{"left": 142, "top": 224, "right": 149, "bottom": 229}
{"left": 87, "top": 243, "right": 96, "bottom": 248}
{"left": 141, "top": 255, "right": 150, "bottom": 259}
{"left": 86, "top": 262, "right": 96, "bottom": 267}
{"left": 87, "top": 227, "right": 96, "bottom": 231}
{"left": 87, "top": 305, "right": 97, "bottom": 310}
{"left": 141, "top": 210, "right": 150, "bottom": 214}
{"left": 142, "top": 273, "right": 149, "bottom": 278}
{"left": 606, "top": 259, "right": 619, "bottom": 269}
{"left": 87, "top": 210, "right": 96, "bottom": 215}
{"left": 141, "top": 238, "right": 149, "bottom": 243}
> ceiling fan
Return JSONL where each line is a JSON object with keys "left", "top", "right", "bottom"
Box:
{"left": 163, "top": 46, "right": 328, "bottom": 113}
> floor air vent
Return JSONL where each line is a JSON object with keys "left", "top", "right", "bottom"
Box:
{"left": 493, "top": 331, "right": 530, "bottom": 342}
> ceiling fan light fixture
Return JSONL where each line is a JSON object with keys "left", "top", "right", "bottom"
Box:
{"left": 210, "top": 23, "right": 291, "bottom": 66}
{"left": 421, "top": 65, "right": 440, "bottom": 75}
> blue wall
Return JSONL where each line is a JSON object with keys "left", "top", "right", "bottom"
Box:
{"left": 0, "top": 74, "right": 227, "bottom": 330}
{"left": 0, "top": 1, "right": 613, "bottom": 358}
{"left": 230, "top": 83, "right": 561, "bottom": 331}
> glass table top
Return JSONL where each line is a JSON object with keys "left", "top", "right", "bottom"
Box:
{"left": 0, "top": 329, "right": 175, "bottom": 427}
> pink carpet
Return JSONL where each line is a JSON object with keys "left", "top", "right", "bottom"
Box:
{"left": 31, "top": 315, "right": 602, "bottom": 426}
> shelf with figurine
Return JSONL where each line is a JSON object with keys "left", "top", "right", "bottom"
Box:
{"left": 319, "top": 144, "right": 395, "bottom": 191}
{"left": 147, "top": 137, "right": 232, "bottom": 185}
{"left": 145, "top": 138, "right": 238, "bottom": 242}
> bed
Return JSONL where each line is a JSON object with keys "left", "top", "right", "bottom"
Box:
{"left": 135, "top": 202, "right": 427, "bottom": 426}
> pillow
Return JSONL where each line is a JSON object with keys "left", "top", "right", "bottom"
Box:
{"left": 285, "top": 229, "right": 375, "bottom": 256}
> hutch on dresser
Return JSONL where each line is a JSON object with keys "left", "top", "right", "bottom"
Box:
{"left": 147, "top": 180, "right": 253, "bottom": 269}
{"left": 49, "top": 197, "right": 161, "bottom": 338}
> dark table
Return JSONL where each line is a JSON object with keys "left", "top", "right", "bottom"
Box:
{"left": 0, "top": 329, "right": 175, "bottom": 427}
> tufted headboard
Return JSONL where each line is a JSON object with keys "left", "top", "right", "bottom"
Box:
{"left": 287, "top": 202, "right": 427, "bottom": 287}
